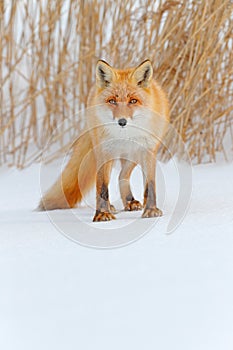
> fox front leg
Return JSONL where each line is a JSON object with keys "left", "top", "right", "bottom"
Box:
{"left": 93, "top": 162, "right": 116, "bottom": 222}
{"left": 142, "top": 155, "right": 163, "bottom": 218}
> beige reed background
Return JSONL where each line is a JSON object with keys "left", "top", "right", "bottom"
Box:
{"left": 0, "top": 0, "right": 232, "bottom": 168}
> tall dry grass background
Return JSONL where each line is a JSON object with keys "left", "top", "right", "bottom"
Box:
{"left": 0, "top": 0, "right": 232, "bottom": 167}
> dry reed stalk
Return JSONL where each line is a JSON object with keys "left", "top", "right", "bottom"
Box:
{"left": 0, "top": 0, "right": 232, "bottom": 168}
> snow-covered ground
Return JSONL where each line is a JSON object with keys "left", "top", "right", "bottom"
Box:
{"left": 0, "top": 160, "right": 233, "bottom": 350}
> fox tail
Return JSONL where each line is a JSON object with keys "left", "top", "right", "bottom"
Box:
{"left": 38, "top": 132, "right": 96, "bottom": 210}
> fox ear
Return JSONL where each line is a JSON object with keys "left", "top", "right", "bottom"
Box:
{"left": 131, "top": 60, "right": 153, "bottom": 87}
{"left": 96, "top": 60, "right": 114, "bottom": 88}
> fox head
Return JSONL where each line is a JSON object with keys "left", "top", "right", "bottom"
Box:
{"left": 87, "top": 59, "right": 169, "bottom": 146}
{"left": 92, "top": 60, "right": 156, "bottom": 126}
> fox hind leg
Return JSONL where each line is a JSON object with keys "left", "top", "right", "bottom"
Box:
{"left": 119, "top": 159, "right": 143, "bottom": 211}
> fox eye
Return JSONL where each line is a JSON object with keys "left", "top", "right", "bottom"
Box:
{"left": 129, "top": 99, "right": 137, "bottom": 104}
{"left": 108, "top": 99, "right": 117, "bottom": 105}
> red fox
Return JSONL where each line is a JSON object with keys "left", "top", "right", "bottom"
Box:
{"left": 39, "top": 59, "right": 170, "bottom": 221}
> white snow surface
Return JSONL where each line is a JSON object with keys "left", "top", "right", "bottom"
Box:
{"left": 0, "top": 160, "right": 233, "bottom": 350}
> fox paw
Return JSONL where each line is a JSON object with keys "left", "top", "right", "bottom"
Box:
{"left": 110, "top": 204, "right": 117, "bottom": 214}
{"left": 142, "top": 207, "right": 163, "bottom": 218}
{"left": 93, "top": 211, "right": 116, "bottom": 222}
{"left": 124, "top": 200, "right": 143, "bottom": 211}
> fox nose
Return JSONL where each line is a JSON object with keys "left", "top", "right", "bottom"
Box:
{"left": 118, "top": 118, "right": 127, "bottom": 127}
